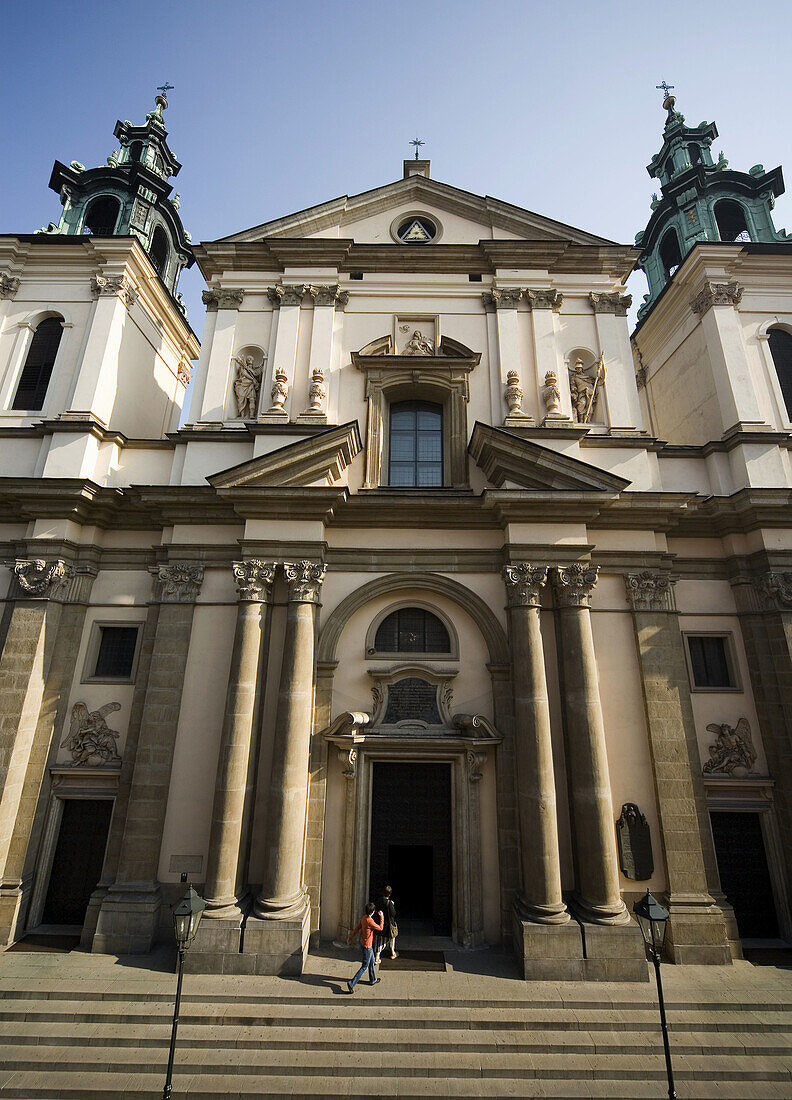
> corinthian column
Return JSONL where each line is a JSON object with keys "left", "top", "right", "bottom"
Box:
{"left": 552, "top": 563, "right": 628, "bottom": 925}
{"left": 502, "top": 564, "right": 568, "bottom": 924}
{"left": 203, "top": 560, "right": 275, "bottom": 917}
{"left": 254, "top": 560, "right": 326, "bottom": 921}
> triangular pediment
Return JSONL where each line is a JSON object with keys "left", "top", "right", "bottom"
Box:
{"left": 219, "top": 174, "right": 616, "bottom": 246}
{"left": 469, "top": 423, "right": 630, "bottom": 492}
{"left": 207, "top": 422, "right": 361, "bottom": 489}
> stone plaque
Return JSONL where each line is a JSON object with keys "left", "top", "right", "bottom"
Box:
{"left": 383, "top": 677, "right": 441, "bottom": 725}
{"left": 616, "top": 802, "right": 653, "bottom": 881}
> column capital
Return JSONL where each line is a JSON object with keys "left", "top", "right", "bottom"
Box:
{"left": 503, "top": 563, "right": 548, "bottom": 607}
{"left": 625, "top": 569, "right": 676, "bottom": 612}
{"left": 232, "top": 559, "right": 276, "bottom": 602}
{"left": 551, "top": 563, "right": 598, "bottom": 608}
{"left": 91, "top": 273, "right": 137, "bottom": 308}
{"left": 202, "top": 288, "right": 245, "bottom": 311}
{"left": 589, "top": 291, "right": 631, "bottom": 316}
{"left": 690, "top": 281, "right": 743, "bottom": 316}
{"left": 13, "top": 558, "right": 72, "bottom": 597}
{"left": 267, "top": 284, "right": 305, "bottom": 307}
{"left": 0, "top": 273, "right": 20, "bottom": 300}
{"left": 482, "top": 287, "right": 522, "bottom": 310}
{"left": 756, "top": 570, "right": 792, "bottom": 610}
{"left": 305, "top": 284, "right": 347, "bottom": 308}
{"left": 525, "top": 289, "right": 563, "bottom": 312}
{"left": 283, "top": 560, "right": 326, "bottom": 603}
{"left": 156, "top": 563, "right": 204, "bottom": 602}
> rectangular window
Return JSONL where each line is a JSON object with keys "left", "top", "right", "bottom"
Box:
{"left": 83, "top": 623, "right": 142, "bottom": 682}
{"left": 684, "top": 633, "right": 739, "bottom": 690}
{"left": 388, "top": 400, "right": 443, "bottom": 487}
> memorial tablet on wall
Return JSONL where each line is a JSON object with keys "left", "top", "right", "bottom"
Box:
{"left": 616, "top": 802, "right": 654, "bottom": 881}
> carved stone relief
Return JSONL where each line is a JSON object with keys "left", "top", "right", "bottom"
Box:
{"left": 232, "top": 560, "right": 276, "bottom": 602}
{"left": 176, "top": 360, "right": 192, "bottom": 387}
{"left": 467, "top": 750, "right": 486, "bottom": 783}
{"left": 283, "top": 560, "right": 326, "bottom": 603}
{"left": 202, "top": 288, "right": 245, "bottom": 311}
{"left": 703, "top": 718, "right": 758, "bottom": 776}
{"left": 589, "top": 292, "right": 632, "bottom": 316}
{"left": 61, "top": 701, "right": 122, "bottom": 766}
{"left": 625, "top": 570, "right": 675, "bottom": 612}
{"left": 157, "top": 564, "right": 204, "bottom": 602}
{"left": 616, "top": 803, "right": 654, "bottom": 881}
{"left": 551, "top": 563, "right": 599, "bottom": 608}
{"left": 0, "top": 273, "right": 21, "bottom": 300}
{"left": 482, "top": 288, "right": 522, "bottom": 310}
{"left": 14, "top": 558, "right": 72, "bottom": 596}
{"left": 757, "top": 571, "right": 792, "bottom": 610}
{"left": 395, "top": 318, "right": 436, "bottom": 355}
{"left": 525, "top": 289, "right": 563, "bottom": 312}
{"left": 503, "top": 563, "right": 548, "bottom": 608}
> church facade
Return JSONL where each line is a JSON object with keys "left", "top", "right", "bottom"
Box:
{"left": 1, "top": 92, "right": 791, "bottom": 979}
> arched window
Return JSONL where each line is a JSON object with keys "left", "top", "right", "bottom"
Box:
{"left": 129, "top": 141, "right": 143, "bottom": 163}
{"left": 688, "top": 144, "right": 703, "bottom": 167}
{"left": 715, "top": 200, "right": 751, "bottom": 243}
{"left": 82, "top": 195, "right": 121, "bottom": 236}
{"left": 665, "top": 156, "right": 675, "bottom": 181}
{"left": 388, "top": 400, "right": 443, "bottom": 486}
{"left": 659, "top": 227, "right": 683, "bottom": 279}
{"left": 769, "top": 327, "right": 792, "bottom": 419}
{"left": 374, "top": 607, "right": 451, "bottom": 654}
{"left": 148, "top": 226, "right": 169, "bottom": 278}
{"left": 12, "top": 317, "right": 63, "bottom": 410}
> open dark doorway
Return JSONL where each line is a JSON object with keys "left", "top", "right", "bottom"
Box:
{"left": 710, "top": 811, "right": 780, "bottom": 939}
{"left": 42, "top": 799, "right": 112, "bottom": 926}
{"left": 369, "top": 762, "right": 452, "bottom": 936}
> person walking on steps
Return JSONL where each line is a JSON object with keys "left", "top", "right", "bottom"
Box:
{"left": 374, "top": 885, "right": 398, "bottom": 964}
{"left": 347, "top": 901, "right": 384, "bottom": 993}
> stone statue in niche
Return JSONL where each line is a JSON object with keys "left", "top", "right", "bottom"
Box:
{"left": 703, "top": 718, "right": 758, "bottom": 775}
{"left": 306, "top": 368, "right": 326, "bottom": 413}
{"left": 267, "top": 367, "right": 289, "bottom": 414}
{"left": 61, "top": 702, "right": 122, "bottom": 766}
{"left": 542, "top": 370, "right": 561, "bottom": 415}
{"left": 232, "top": 353, "right": 264, "bottom": 419}
{"left": 568, "top": 355, "right": 605, "bottom": 423}
{"left": 403, "top": 329, "right": 435, "bottom": 356}
{"left": 616, "top": 802, "right": 654, "bottom": 881}
{"left": 504, "top": 370, "right": 524, "bottom": 416}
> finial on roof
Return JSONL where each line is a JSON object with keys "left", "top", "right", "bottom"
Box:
{"left": 410, "top": 138, "right": 425, "bottom": 161}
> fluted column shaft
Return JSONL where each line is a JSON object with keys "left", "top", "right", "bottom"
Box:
{"left": 204, "top": 561, "right": 275, "bottom": 917}
{"left": 255, "top": 562, "right": 325, "bottom": 920}
{"left": 553, "top": 564, "right": 628, "bottom": 925}
{"left": 503, "top": 565, "right": 568, "bottom": 924}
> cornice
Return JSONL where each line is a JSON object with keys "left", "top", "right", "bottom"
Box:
{"left": 207, "top": 421, "right": 362, "bottom": 489}
{"left": 211, "top": 486, "right": 346, "bottom": 522}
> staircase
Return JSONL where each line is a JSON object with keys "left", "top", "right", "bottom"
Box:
{"left": 1, "top": 949, "right": 791, "bottom": 1097}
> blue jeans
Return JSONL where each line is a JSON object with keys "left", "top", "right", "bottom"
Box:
{"left": 350, "top": 946, "right": 376, "bottom": 988}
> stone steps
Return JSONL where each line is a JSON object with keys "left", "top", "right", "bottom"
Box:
{"left": 1, "top": 967, "right": 791, "bottom": 1098}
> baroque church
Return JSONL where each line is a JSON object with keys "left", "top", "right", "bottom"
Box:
{"left": 1, "top": 88, "right": 791, "bottom": 979}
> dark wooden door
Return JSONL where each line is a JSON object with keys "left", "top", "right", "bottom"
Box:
{"left": 43, "top": 799, "right": 113, "bottom": 926}
{"left": 710, "top": 811, "right": 780, "bottom": 939}
{"left": 369, "top": 762, "right": 452, "bottom": 935}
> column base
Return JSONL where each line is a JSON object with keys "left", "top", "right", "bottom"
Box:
{"left": 579, "top": 921, "right": 648, "bottom": 982}
{"left": 664, "top": 893, "right": 732, "bottom": 965}
{"left": 514, "top": 891, "right": 570, "bottom": 926}
{"left": 569, "top": 891, "right": 632, "bottom": 927}
{"left": 0, "top": 882, "right": 25, "bottom": 948}
{"left": 513, "top": 905, "right": 648, "bottom": 981}
{"left": 202, "top": 889, "right": 252, "bottom": 921}
{"left": 241, "top": 906, "right": 310, "bottom": 975}
{"left": 184, "top": 912, "right": 248, "bottom": 974}
{"left": 91, "top": 883, "right": 161, "bottom": 955}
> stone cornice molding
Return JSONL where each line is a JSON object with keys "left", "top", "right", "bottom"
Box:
{"left": 690, "top": 281, "right": 743, "bottom": 316}
{"left": 156, "top": 563, "right": 204, "bottom": 602}
{"left": 551, "top": 562, "right": 599, "bottom": 608}
{"left": 208, "top": 421, "right": 362, "bottom": 489}
{"left": 13, "top": 558, "right": 72, "bottom": 597}
{"left": 232, "top": 559, "right": 276, "bottom": 602}
{"left": 482, "top": 288, "right": 522, "bottom": 310}
{"left": 756, "top": 570, "right": 792, "bottom": 610}
{"left": 525, "top": 289, "right": 563, "bottom": 312}
{"left": 502, "top": 563, "right": 548, "bottom": 608}
{"left": 283, "top": 560, "right": 326, "bottom": 603}
{"left": 589, "top": 291, "right": 632, "bottom": 316}
{"left": 202, "top": 288, "right": 245, "bottom": 312}
{"left": 625, "top": 569, "right": 676, "bottom": 612}
{"left": 91, "top": 273, "right": 137, "bottom": 308}
{"left": 0, "top": 273, "right": 21, "bottom": 299}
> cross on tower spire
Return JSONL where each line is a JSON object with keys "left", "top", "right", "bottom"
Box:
{"left": 655, "top": 80, "right": 674, "bottom": 100}
{"left": 157, "top": 82, "right": 174, "bottom": 100}
{"left": 410, "top": 138, "right": 425, "bottom": 161}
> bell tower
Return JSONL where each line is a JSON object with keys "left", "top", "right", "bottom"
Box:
{"left": 38, "top": 91, "right": 193, "bottom": 301}
{"left": 635, "top": 90, "right": 790, "bottom": 319}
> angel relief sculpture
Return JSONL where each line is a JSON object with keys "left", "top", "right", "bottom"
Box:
{"left": 61, "top": 702, "right": 122, "bottom": 766}
{"left": 403, "top": 329, "right": 435, "bottom": 356}
{"left": 703, "top": 717, "right": 758, "bottom": 775}
{"left": 232, "top": 353, "right": 264, "bottom": 419}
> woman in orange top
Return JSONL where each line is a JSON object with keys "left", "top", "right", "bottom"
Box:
{"left": 346, "top": 901, "right": 384, "bottom": 992}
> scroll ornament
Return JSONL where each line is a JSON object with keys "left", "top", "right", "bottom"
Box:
{"left": 232, "top": 560, "right": 276, "bottom": 601}
{"left": 503, "top": 563, "right": 548, "bottom": 607}
{"left": 283, "top": 560, "right": 326, "bottom": 603}
{"left": 552, "top": 563, "right": 599, "bottom": 607}
{"left": 625, "top": 570, "right": 674, "bottom": 612}
{"left": 157, "top": 564, "right": 204, "bottom": 602}
{"left": 14, "top": 558, "right": 72, "bottom": 596}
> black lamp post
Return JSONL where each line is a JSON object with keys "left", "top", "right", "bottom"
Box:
{"left": 633, "top": 890, "right": 676, "bottom": 1100}
{"left": 163, "top": 874, "right": 205, "bottom": 1100}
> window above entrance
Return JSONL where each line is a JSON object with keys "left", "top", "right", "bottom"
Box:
{"left": 366, "top": 603, "right": 457, "bottom": 659}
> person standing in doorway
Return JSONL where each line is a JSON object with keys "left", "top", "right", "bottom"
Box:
{"left": 375, "top": 885, "right": 398, "bottom": 963}
{"left": 347, "top": 901, "right": 384, "bottom": 993}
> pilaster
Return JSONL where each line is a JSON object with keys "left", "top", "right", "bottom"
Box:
{"left": 589, "top": 293, "right": 643, "bottom": 431}
{"left": 625, "top": 569, "right": 731, "bottom": 964}
{"left": 526, "top": 290, "right": 569, "bottom": 423}
{"left": 92, "top": 563, "right": 203, "bottom": 955}
{"left": 197, "top": 289, "right": 244, "bottom": 424}
{"left": 259, "top": 286, "right": 303, "bottom": 422}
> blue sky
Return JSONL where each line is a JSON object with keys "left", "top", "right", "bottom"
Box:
{"left": 3, "top": 0, "right": 791, "bottom": 327}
